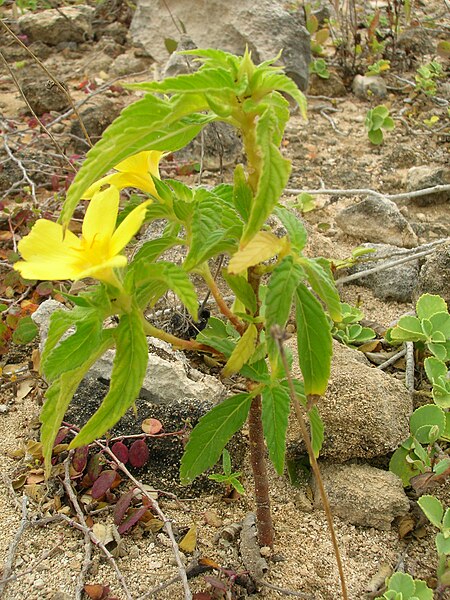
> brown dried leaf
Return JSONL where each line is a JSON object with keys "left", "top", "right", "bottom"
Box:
{"left": 25, "top": 440, "right": 43, "bottom": 459}
{"left": 11, "top": 474, "right": 27, "bottom": 490}
{"left": 72, "top": 445, "right": 89, "bottom": 473}
{"left": 26, "top": 471, "right": 45, "bottom": 485}
{"left": 91, "top": 470, "right": 117, "bottom": 500}
{"left": 117, "top": 506, "right": 148, "bottom": 535}
{"left": 92, "top": 523, "right": 114, "bottom": 545}
{"left": 84, "top": 583, "right": 110, "bottom": 600}
{"left": 358, "top": 340, "right": 381, "bottom": 353}
{"left": 114, "top": 489, "right": 135, "bottom": 526}
{"left": 128, "top": 440, "right": 149, "bottom": 468}
{"left": 16, "top": 379, "right": 34, "bottom": 401}
{"left": 203, "top": 510, "right": 223, "bottom": 528}
{"left": 179, "top": 524, "right": 197, "bottom": 553}
{"left": 52, "top": 443, "right": 69, "bottom": 455}
{"left": 143, "top": 518, "right": 164, "bottom": 533}
{"left": 111, "top": 441, "right": 129, "bottom": 464}
{"left": 141, "top": 418, "right": 163, "bottom": 435}
{"left": 397, "top": 513, "right": 415, "bottom": 539}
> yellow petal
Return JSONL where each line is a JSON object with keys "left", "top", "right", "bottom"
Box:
{"left": 14, "top": 259, "right": 80, "bottom": 281}
{"left": 110, "top": 200, "right": 152, "bottom": 256}
{"left": 82, "top": 186, "right": 120, "bottom": 244}
{"left": 82, "top": 172, "right": 157, "bottom": 198}
{"left": 18, "top": 219, "right": 81, "bottom": 260}
{"left": 77, "top": 255, "right": 127, "bottom": 281}
{"left": 115, "top": 150, "right": 163, "bottom": 176}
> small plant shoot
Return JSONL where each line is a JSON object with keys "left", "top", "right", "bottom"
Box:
{"left": 14, "top": 47, "right": 344, "bottom": 555}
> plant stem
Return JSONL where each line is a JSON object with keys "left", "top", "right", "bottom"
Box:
{"left": 203, "top": 265, "right": 245, "bottom": 335}
{"left": 272, "top": 326, "right": 348, "bottom": 600}
{"left": 248, "top": 394, "right": 274, "bottom": 547}
{"left": 141, "top": 318, "right": 220, "bottom": 355}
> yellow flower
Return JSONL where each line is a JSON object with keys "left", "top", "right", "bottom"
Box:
{"left": 82, "top": 150, "right": 164, "bottom": 199}
{"left": 15, "top": 186, "right": 150, "bottom": 286}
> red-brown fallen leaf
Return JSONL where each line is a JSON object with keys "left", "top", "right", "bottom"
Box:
{"left": 141, "top": 418, "right": 163, "bottom": 435}
{"left": 117, "top": 506, "right": 148, "bottom": 535}
{"left": 53, "top": 427, "right": 69, "bottom": 447}
{"left": 113, "top": 489, "right": 135, "bottom": 526}
{"left": 86, "top": 453, "right": 103, "bottom": 484}
{"left": 72, "top": 445, "right": 89, "bottom": 473}
{"left": 91, "top": 470, "right": 117, "bottom": 500}
{"left": 128, "top": 440, "right": 149, "bottom": 468}
{"left": 193, "top": 594, "right": 213, "bottom": 600}
{"left": 111, "top": 441, "right": 128, "bottom": 464}
{"left": 83, "top": 583, "right": 110, "bottom": 600}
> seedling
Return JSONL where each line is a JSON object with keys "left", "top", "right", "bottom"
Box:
{"left": 415, "top": 61, "right": 444, "bottom": 97}
{"left": 375, "top": 572, "right": 433, "bottom": 600}
{"left": 418, "top": 495, "right": 450, "bottom": 589}
{"left": 310, "top": 58, "right": 330, "bottom": 79}
{"left": 208, "top": 449, "right": 245, "bottom": 496}
{"left": 365, "top": 105, "right": 395, "bottom": 145}
{"left": 331, "top": 302, "right": 376, "bottom": 348}
{"left": 365, "top": 59, "right": 390, "bottom": 76}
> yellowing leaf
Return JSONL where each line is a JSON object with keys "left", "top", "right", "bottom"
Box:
{"left": 179, "top": 524, "right": 197, "bottom": 553}
{"left": 228, "top": 232, "right": 286, "bottom": 274}
{"left": 222, "top": 324, "right": 257, "bottom": 377}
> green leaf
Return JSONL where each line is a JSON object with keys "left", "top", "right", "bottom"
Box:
{"left": 368, "top": 128, "right": 384, "bottom": 145}
{"left": 255, "top": 72, "right": 307, "bottom": 119}
{"left": 228, "top": 231, "right": 286, "bottom": 274}
{"left": 41, "top": 307, "right": 87, "bottom": 366}
{"left": 389, "top": 443, "right": 422, "bottom": 486}
{"left": 295, "top": 284, "right": 332, "bottom": 396}
{"left": 241, "top": 105, "right": 291, "bottom": 244}
{"left": 230, "top": 477, "right": 246, "bottom": 495}
{"left": 221, "top": 271, "right": 257, "bottom": 314}
{"left": 387, "top": 573, "right": 415, "bottom": 596}
{"left": 180, "top": 392, "right": 254, "bottom": 484}
{"left": 222, "top": 448, "right": 231, "bottom": 476}
{"left": 274, "top": 206, "right": 308, "bottom": 252}
{"left": 127, "top": 261, "right": 198, "bottom": 318}
{"left": 222, "top": 324, "right": 257, "bottom": 377}
{"left": 12, "top": 316, "right": 38, "bottom": 344}
{"left": 413, "top": 579, "right": 434, "bottom": 600}
{"left": 391, "top": 316, "right": 427, "bottom": 342}
{"left": 429, "top": 312, "right": 450, "bottom": 338}
{"left": 127, "top": 68, "right": 236, "bottom": 95}
{"left": 42, "top": 318, "right": 104, "bottom": 381}
{"left": 436, "top": 532, "right": 450, "bottom": 556}
{"left": 233, "top": 164, "right": 253, "bottom": 221}
{"left": 61, "top": 93, "right": 212, "bottom": 225}
{"left": 40, "top": 334, "right": 114, "bottom": 474}
{"left": 184, "top": 188, "right": 242, "bottom": 270}
{"left": 131, "top": 236, "right": 181, "bottom": 266}
{"left": 424, "top": 356, "right": 447, "bottom": 383}
{"left": 69, "top": 310, "right": 148, "bottom": 448}
{"left": 298, "top": 257, "right": 342, "bottom": 322}
{"left": 416, "top": 294, "right": 448, "bottom": 320}
{"left": 418, "top": 494, "right": 444, "bottom": 528}
{"left": 308, "top": 405, "right": 325, "bottom": 457}
{"left": 262, "top": 384, "right": 290, "bottom": 474}
{"left": 240, "top": 359, "right": 270, "bottom": 384}
{"left": 265, "top": 256, "right": 304, "bottom": 362}
{"left": 410, "top": 404, "right": 446, "bottom": 444}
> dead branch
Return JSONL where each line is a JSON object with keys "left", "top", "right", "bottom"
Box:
{"left": 285, "top": 184, "right": 450, "bottom": 203}
{"left": 96, "top": 441, "right": 192, "bottom": 600}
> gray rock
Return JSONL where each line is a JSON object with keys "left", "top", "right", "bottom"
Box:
{"left": 397, "top": 28, "right": 434, "bottom": 57}
{"left": 414, "top": 241, "right": 450, "bottom": 306}
{"left": 406, "top": 166, "right": 450, "bottom": 205}
{"left": 312, "top": 463, "right": 410, "bottom": 530}
{"left": 0, "top": 404, "right": 9, "bottom": 414}
{"left": 70, "top": 98, "right": 121, "bottom": 153}
{"left": 18, "top": 6, "right": 94, "bottom": 45}
{"left": 110, "top": 52, "right": 151, "bottom": 76}
{"left": 130, "top": 0, "right": 311, "bottom": 91}
{"left": 32, "top": 299, "right": 68, "bottom": 350}
{"left": 308, "top": 72, "right": 346, "bottom": 97}
{"left": 90, "top": 346, "right": 225, "bottom": 406}
{"left": 335, "top": 196, "right": 418, "bottom": 248}
{"left": 288, "top": 339, "right": 413, "bottom": 462}
{"left": 346, "top": 243, "right": 419, "bottom": 303}
{"left": 352, "top": 75, "right": 387, "bottom": 99}
{"left": 21, "top": 78, "right": 70, "bottom": 116}
{"left": 382, "top": 144, "right": 418, "bottom": 169}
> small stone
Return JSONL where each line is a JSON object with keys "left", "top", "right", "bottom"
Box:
{"left": 129, "top": 544, "right": 140, "bottom": 559}
{"left": 204, "top": 510, "right": 223, "bottom": 528}
{"left": 352, "top": 75, "right": 387, "bottom": 99}
{"left": 148, "top": 560, "right": 163, "bottom": 569}
{"left": 34, "top": 578, "right": 45, "bottom": 589}
{"left": 406, "top": 165, "right": 450, "bottom": 205}
{"left": 312, "top": 463, "right": 410, "bottom": 530}
{"left": 0, "top": 404, "right": 9, "bottom": 414}
{"left": 260, "top": 546, "right": 272, "bottom": 557}
{"left": 18, "top": 6, "right": 94, "bottom": 45}
{"left": 335, "top": 196, "right": 418, "bottom": 248}
{"left": 308, "top": 71, "right": 346, "bottom": 97}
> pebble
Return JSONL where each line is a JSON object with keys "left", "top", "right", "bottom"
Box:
{"left": 34, "top": 578, "right": 45, "bottom": 589}
{"left": 0, "top": 404, "right": 9, "bottom": 414}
